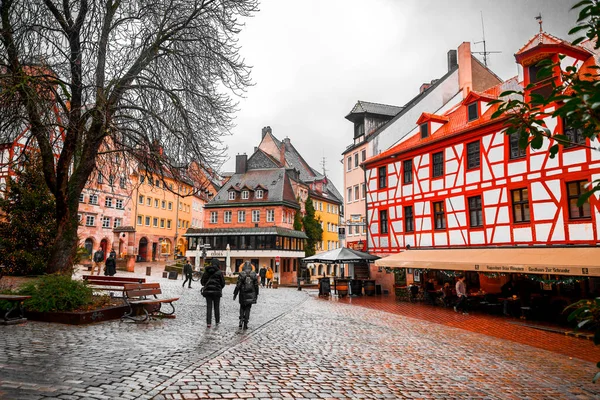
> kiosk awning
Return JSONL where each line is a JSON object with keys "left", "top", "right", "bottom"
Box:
{"left": 374, "top": 247, "right": 600, "bottom": 277}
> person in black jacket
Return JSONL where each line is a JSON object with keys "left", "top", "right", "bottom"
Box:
{"left": 104, "top": 250, "right": 117, "bottom": 276}
{"left": 182, "top": 258, "right": 193, "bottom": 288}
{"left": 201, "top": 258, "right": 226, "bottom": 327}
{"left": 233, "top": 261, "right": 259, "bottom": 330}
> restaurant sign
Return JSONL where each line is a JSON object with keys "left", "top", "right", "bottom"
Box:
{"left": 468, "top": 264, "right": 596, "bottom": 276}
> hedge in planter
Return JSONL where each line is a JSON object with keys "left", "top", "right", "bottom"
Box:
{"left": 18, "top": 274, "right": 94, "bottom": 312}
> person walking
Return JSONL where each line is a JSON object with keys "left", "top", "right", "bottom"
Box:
{"left": 91, "top": 247, "right": 104, "bottom": 276}
{"left": 233, "top": 261, "right": 259, "bottom": 330}
{"left": 104, "top": 250, "right": 117, "bottom": 276}
{"left": 182, "top": 258, "right": 193, "bottom": 288}
{"left": 454, "top": 275, "right": 468, "bottom": 315}
{"left": 265, "top": 266, "right": 274, "bottom": 288}
{"left": 201, "top": 258, "right": 226, "bottom": 328}
{"left": 259, "top": 265, "right": 267, "bottom": 288}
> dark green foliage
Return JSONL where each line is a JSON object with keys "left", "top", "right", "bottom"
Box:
{"left": 0, "top": 155, "right": 57, "bottom": 275}
{"left": 18, "top": 275, "right": 93, "bottom": 312}
{"left": 293, "top": 209, "right": 303, "bottom": 231}
{"left": 566, "top": 297, "right": 600, "bottom": 382}
{"left": 302, "top": 197, "right": 323, "bottom": 257}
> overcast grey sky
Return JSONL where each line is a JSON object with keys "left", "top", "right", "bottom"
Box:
{"left": 222, "top": 0, "right": 579, "bottom": 192}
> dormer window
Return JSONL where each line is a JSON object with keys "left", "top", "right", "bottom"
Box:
{"left": 228, "top": 191, "right": 235, "bottom": 200}
{"left": 420, "top": 123, "right": 429, "bottom": 139}
{"left": 256, "top": 189, "right": 263, "bottom": 199}
{"left": 467, "top": 103, "right": 478, "bottom": 121}
{"left": 354, "top": 123, "right": 365, "bottom": 138}
{"left": 527, "top": 58, "right": 553, "bottom": 98}
{"left": 242, "top": 190, "right": 249, "bottom": 199}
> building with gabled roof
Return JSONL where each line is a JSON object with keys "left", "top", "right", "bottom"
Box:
{"left": 342, "top": 42, "right": 503, "bottom": 290}
{"left": 364, "top": 30, "right": 600, "bottom": 305}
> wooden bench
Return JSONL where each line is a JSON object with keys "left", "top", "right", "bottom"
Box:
{"left": 0, "top": 295, "right": 32, "bottom": 324}
{"left": 121, "top": 283, "right": 179, "bottom": 322}
{"left": 82, "top": 275, "right": 146, "bottom": 296}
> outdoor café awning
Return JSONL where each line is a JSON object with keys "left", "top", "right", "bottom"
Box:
{"left": 374, "top": 247, "right": 600, "bottom": 277}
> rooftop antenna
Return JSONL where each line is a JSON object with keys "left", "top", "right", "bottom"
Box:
{"left": 473, "top": 11, "right": 501, "bottom": 67}
{"left": 321, "top": 155, "right": 328, "bottom": 176}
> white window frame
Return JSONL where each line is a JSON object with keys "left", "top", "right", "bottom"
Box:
{"left": 229, "top": 191, "right": 235, "bottom": 200}
{"left": 210, "top": 211, "right": 218, "bottom": 224}
{"left": 238, "top": 210, "right": 246, "bottom": 223}
{"left": 113, "top": 218, "right": 122, "bottom": 228}
{"left": 105, "top": 197, "right": 113, "bottom": 208}
{"left": 224, "top": 211, "right": 232, "bottom": 223}
{"left": 102, "top": 216, "right": 111, "bottom": 228}
{"left": 145, "top": 216, "right": 151, "bottom": 226}
{"left": 242, "top": 190, "right": 249, "bottom": 200}
{"left": 137, "top": 215, "right": 143, "bottom": 225}
{"left": 89, "top": 195, "right": 98, "bottom": 205}
{"left": 86, "top": 215, "right": 95, "bottom": 226}
{"left": 252, "top": 210, "right": 260, "bottom": 223}
{"left": 115, "top": 199, "right": 124, "bottom": 209}
{"left": 266, "top": 209, "right": 274, "bottom": 222}
{"left": 256, "top": 189, "right": 263, "bottom": 199}
{"left": 79, "top": 193, "right": 84, "bottom": 202}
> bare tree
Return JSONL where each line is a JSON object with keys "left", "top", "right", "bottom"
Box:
{"left": 0, "top": 0, "right": 257, "bottom": 273}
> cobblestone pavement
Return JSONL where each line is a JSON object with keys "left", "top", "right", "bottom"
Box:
{"left": 0, "top": 266, "right": 599, "bottom": 399}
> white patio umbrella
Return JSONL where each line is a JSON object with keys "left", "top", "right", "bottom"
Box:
{"left": 225, "top": 243, "right": 232, "bottom": 276}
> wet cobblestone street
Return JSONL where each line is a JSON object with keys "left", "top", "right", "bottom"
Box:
{"left": 1, "top": 270, "right": 600, "bottom": 399}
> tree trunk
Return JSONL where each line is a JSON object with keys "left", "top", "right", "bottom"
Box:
{"left": 46, "top": 194, "right": 81, "bottom": 275}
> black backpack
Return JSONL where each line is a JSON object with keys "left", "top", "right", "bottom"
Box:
{"left": 241, "top": 273, "right": 254, "bottom": 293}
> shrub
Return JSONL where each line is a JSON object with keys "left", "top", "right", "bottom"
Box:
{"left": 18, "top": 274, "right": 94, "bottom": 312}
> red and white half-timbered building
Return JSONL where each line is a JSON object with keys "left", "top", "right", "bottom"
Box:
{"left": 365, "top": 32, "right": 600, "bottom": 297}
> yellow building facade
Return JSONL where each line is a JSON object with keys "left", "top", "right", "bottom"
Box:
{"left": 132, "top": 174, "right": 193, "bottom": 261}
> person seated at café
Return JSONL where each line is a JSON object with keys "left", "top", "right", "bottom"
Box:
{"left": 501, "top": 279, "right": 518, "bottom": 316}
{"left": 440, "top": 282, "right": 455, "bottom": 307}
{"left": 424, "top": 278, "right": 437, "bottom": 305}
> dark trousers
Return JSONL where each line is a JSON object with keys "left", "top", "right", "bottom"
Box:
{"left": 260, "top": 276, "right": 266, "bottom": 287}
{"left": 206, "top": 296, "right": 221, "bottom": 325}
{"left": 182, "top": 273, "right": 193, "bottom": 287}
{"left": 455, "top": 295, "right": 468, "bottom": 312}
{"left": 239, "top": 303, "right": 252, "bottom": 324}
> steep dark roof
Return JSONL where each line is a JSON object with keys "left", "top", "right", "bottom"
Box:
{"left": 184, "top": 226, "right": 308, "bottom": 239}
{"left": 206, "top": 168, "right": 299, "bottom": 209}
{"left": 345, "top": 101, "right": 403, "bottom": 121}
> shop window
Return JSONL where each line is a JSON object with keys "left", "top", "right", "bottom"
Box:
{"left": 378, "top": 166, "right": 387, "bottom": 189}
{"left": 467, "top": 141, "right": 480, "bottom": 169}
{"left": 403, "top": 159, "right": 412, "bottom": 184}
{"left": 404, "top": 206, "right": 414, "bottom": 232}
{"left": 432, "top": 152, "right": 444, "bottom": 178}
{"left": 468, "top": 196, "right": 483, "bottom": 227}
{"left": 433, "top": 201, "right": 446, "bottom": 230}
{"left": 511, "top": 188, "right": 530, "bottom": 223}
{"left": 379, "top": 209, "right": 388, "bottom": 234}
{"left": 567, "top": 180, "right": 591, "bottom": 219}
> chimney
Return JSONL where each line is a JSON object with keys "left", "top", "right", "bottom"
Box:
{"left": 457, "top": 42, "right": 472, "bottom": 97}
{"left": 279, "top": 141, "right": 285, "bottom": 165}
{"left": 447, "top": 49, "right": 458, "bottom": 72}
{"left": 261, "top": 126, "right": 272, "bottom": 139}
{"left": 235, "top": 154, "right": 247, "bottom": 174}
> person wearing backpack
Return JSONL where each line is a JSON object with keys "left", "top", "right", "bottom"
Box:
{"left": 201, "top": 258, "right": 226, "bottom": 328}
{"left": 233, "top": 260, "right": 259, "bottom": 330}
{"left": 91, "top": 247, "right": 104, "bottom": 276}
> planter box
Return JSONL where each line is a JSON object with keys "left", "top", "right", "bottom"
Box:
{"left": 25, "top": 304, "right": 128, "bottom": 325}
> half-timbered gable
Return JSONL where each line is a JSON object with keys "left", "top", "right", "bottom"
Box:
{"left": 365, "top": 33, "right": 600, "bottom": 260}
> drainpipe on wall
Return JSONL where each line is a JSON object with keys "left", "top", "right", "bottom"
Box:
{"left": 362, "top": 164, "right": 369, "bottom": 252}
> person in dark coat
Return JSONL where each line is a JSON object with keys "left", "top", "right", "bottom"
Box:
{"left": 201, "top": 258, "right": 225, "bottom": 327}
{"left": 259, "top": 265, "right": 267, "bottom": 287}
{"left": 182, "top": 258, "right": 193, "bottom": 288}
{"left": 233, "top": 261, "right": 259, "bottom": 330}
{"left": 104, "top": 250, "right": 117, "bottom": 276}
